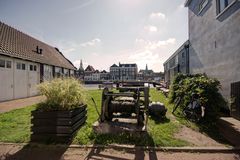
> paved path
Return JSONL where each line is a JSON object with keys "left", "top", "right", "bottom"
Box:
{"left": 0, "top": 96, "right": 45, "bottom": 113}
{"left": 0, "top": 144, "right": 239, "bottom": 160}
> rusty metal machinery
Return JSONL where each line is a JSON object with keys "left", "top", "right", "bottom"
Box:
{"left": 100, "top": 85, "right": 150, "bottom": 126}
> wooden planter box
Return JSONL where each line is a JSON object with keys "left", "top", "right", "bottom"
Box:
{"left": 31, "top": 104, "right": 87, "bottom": 143}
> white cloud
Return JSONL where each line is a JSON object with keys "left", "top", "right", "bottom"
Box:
{"left": 144, "top": 25, "right": 158, "bottom": 32}
{"left": 135, "top": 38, "right": 176, "bottom": 50}
{"left": 149, "top": 12, "right": 166, "bottom": 20}
{"left": 62, "top": 48, "right": 76, "bottom": 54}
{"left": 80, "top": 38, "right": 101, "bottom": 47}
{"left": 109, "top": 37, "right": 177, "bottom": 71}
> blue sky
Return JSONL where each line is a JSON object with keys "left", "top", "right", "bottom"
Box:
{"left": 0, "top": 0, "right": 188, "bottom": 72}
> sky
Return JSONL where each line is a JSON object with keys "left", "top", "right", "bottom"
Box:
{"left": 0, "top": 0, "right": 188, "bottom": 72}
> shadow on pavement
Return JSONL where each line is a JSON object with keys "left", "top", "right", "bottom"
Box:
{"left": 84, "top": 146, "right": 158, "bottom": 160}
{"left": 2, "top": 144, "right": 68, "bottom": 160}
{"left": 84, "top": 131, "right": 158, "bottom": 160}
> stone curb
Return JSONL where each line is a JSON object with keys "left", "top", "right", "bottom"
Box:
{"left": 0, "top": 142, "right": 239, "bottom": 153}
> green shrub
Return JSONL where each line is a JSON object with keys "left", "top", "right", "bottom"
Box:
{"left": 169, "top": 73, "right": 226, "bottom": 119}
{"left": 37, "top": 78, "right": 87, "bottom": 111}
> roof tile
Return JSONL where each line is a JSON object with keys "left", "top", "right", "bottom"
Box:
{"left": 0, "top": 21, "right": 76, "bottom": 70}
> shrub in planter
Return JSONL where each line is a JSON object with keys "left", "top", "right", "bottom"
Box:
{"left": 169, "top": 73, "right": 226, "bottom": 120}
{"left": 31, "top": 78, "right": 87, "bottom": 143}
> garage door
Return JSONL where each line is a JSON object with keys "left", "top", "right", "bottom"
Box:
{"left": 0, "top": 56, "right": 14, "bottom": 101}
{"left": 14, "top": 60, "right": 28, "bottom": 99}
{"left": 28, "top": 62, "right": 40, "bottom": 96}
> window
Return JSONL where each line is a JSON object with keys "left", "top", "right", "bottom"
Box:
{"left": 0, "top": 59, "right": 5, "bottom": 68}
{"left": 34, "top": 65, "right": 37, "bottom": 71}
{"left": 22, "top": 63, "right": 26, "bottom": 70}
{"left": 6, "top": 61, "right": 11, "bottom": 68}
{"left": 30, "top": 65, "right": 33, "bottom": 71}
{"left": 16, "top": 62, "right": 21, "bottom": 69}
{"left": 199, "top": 0, "right": 209, "bottom": 13}
{"left": 217, "top": 0, "right": 236, "bottom": 14}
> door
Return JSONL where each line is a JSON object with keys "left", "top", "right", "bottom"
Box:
{"left": 231, "top": 81, "right": 240, "bottom": 120}
{"left": 28, "top": 62, "right": 40, "bottom": 96}
{"left": 0, "top": 56, "right": 14, "bottom": 101}
{"left": 14, "top": 60, "right": 28, "bottom": 99}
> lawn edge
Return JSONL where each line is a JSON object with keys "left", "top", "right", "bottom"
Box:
{"left": 0, "top": 142, "right": 239, "bottom": 153}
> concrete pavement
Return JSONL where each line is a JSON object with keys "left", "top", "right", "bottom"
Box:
{"left": 0, "top": 96, "right": 45, "bottom": 113}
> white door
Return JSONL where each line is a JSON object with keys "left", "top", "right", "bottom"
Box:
{"left": 43, "top": 64, "right": 53, "bottom": 81}
{"left": 14, "top": 60, "right": 28, "bottom": 99}
{"left": 28, "top": 62, "right": 40, "bottom": 96}
{"left": 0, "top": 56, "right": 14, "bottom": 101}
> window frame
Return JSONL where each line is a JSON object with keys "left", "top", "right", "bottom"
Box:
{"left": 216, "top": 0, "right": 237, "bottom": 16}
{"left": 16, "top": 62, "right": 21, "bottom": 70}
{"left": 34, "top": 65, "right": 37, "bottom": 71}
{"left": 22, "top": 63, "right": 26, "bottom": 70}
{"left": 6, "top": 61, "right": 11, "bottom": 68}
{"left": 29, "top": 64, "right": 33, "bottom": 71}
{"left": 0, "top": 59, "right": 5, "bottom": 68}
{"left": 198, "top": 0, "right": 209, "bottom": 14}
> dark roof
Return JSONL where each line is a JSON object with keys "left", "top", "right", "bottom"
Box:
{"left": 85, "top": 65, "right": 95, "bottom": 72}
{"left": 110, "top": 64, "right": 118, "bottom": 67}
{"left": 101, "top": 70, "right": 107, "bottom": 73}
{"left": 119, "top": 63, "right": 137, "bottom": 67}
{"left": 0, "top": 22, "right": 76, "bottom": 70}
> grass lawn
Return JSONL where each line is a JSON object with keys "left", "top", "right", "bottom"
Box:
{"left": 0, "top": 89, "right": 189, "bottom": 146}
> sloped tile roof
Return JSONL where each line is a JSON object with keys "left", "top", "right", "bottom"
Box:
{"left": 0, "top": 22, "right": 76, "bottom": 70}
{"left": 85, "top": 65, "right": 95, "bottom": 72}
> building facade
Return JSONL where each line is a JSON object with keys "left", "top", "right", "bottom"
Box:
{"left": 0, "top": 22, "right": 76, "bottom": 102}
{"left": 163, "top": 40, "right": 190, "bottom": 85}
{"left": 186, "top": 0, "right": 240, "bottom": 119}
{"left": 100, "top": 70, "right": 110, "bottom": 80}
{"left": 164, "top": 0, "right": 240, "bottom": 118}
{"left": 110, "top": 63, "right": 138, "bottom": 81}
{"left": 84, "top": 65, "right": 95, "bottom": 81}
{"left": 185, "top": 0, "right": 240, "bottom": 99}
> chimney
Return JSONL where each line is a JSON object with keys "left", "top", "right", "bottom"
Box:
{"left": 36, "top": 46, "right": 39, "bottom": 53}
{"left": 39, "top": 49, "right": 43, "bottom": 54}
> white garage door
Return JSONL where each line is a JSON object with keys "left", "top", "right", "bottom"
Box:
{"left": 0, "top": 56, "right": 40, "bottom": 101}
{"left": 0, "top": 56, "right": 14, "bottom": 101}
{"left": 14, "top": 60, "right": 28, "bottom": 99}
{"left": 43, "top": 64, "right": 53, "bottom": 81}
{"left": 28, "top": 62, "right": 40, "bottom": 96}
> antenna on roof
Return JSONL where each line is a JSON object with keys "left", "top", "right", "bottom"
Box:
{"left": 36, "top": 46, "right": 39, "bottom": 53}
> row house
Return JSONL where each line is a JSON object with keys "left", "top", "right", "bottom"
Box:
{"left": 0, "top": 22, "right": 76, "bottom": 102}
{"left": 110, "top": 63, "right": 138, "bottom": 81}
